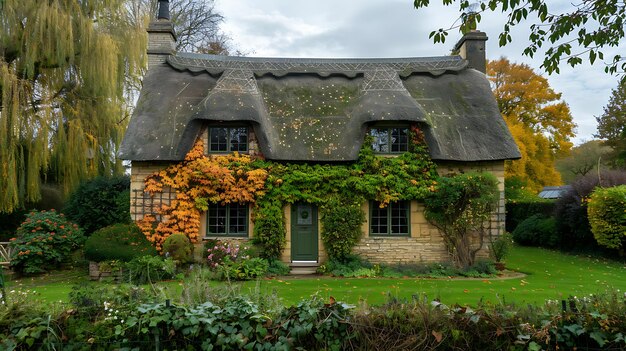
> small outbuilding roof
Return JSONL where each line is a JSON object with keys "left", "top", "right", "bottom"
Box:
{"left": 119, "top": 53, "right": 521, "bottom": 162}
{"left": 538, "top": 185, "right": 572, "bottom": 199}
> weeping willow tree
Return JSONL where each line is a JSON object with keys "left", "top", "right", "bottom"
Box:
{"left": 0, "top": 0, "right": 146, "bottom": 213}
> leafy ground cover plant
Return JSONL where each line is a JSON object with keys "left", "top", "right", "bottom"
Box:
{"left": 123, "top": 255, "right": 175, "bottom": 285}
{"left": 318, "top": 254, "right": 497, "bottom": 278}
{"left": 9, "top": 210, "right": 84, "bottom": 275}
{"left": 84, "top": 223, "right": 157, "bottom": 262}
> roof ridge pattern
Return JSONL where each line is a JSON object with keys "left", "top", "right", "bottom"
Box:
{"left": 167, "top": 54, "right": 467, "bottom": 75}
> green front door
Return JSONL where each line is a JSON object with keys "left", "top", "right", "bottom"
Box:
{"left": 291, "top": 203, "right": 318, "bottom": 261}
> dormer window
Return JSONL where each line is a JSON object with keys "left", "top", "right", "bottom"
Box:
{"left": 209, "top": 127, "right": 248, "bottom": 153}
{"left": 370, "top": 127, "right": 409, "bottom": 153}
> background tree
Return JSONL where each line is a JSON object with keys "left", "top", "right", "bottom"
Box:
{"left": 0, "top": 0, "right": 145, "bottom": 213}
{"left": 125, "top": 0, "right": 236, "bottom": 54}
{"left": 556, "top": 140, "right": 613, "bottom": 183}
{"left": 596, "top": 78, "right": 626, "bottom": 167}
{"left": 488, "top": 58, "right": 576, "bottom": 192}
{"left": 414, "top": 0, "right": 626, "bottom": 74}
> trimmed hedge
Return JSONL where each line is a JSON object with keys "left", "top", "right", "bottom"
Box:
{"left": 505, "top": 199, "right": 555, "bottom": 233}
{"left": 84, "top": 223, "right": 157, "bottom": 262}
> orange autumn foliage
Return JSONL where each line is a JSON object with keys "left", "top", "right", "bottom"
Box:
{"left": 139, "top": 139, "right": 268, "bottom": 251}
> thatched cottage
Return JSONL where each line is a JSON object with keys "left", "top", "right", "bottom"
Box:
{"left": 120, "top": 0, "right": 520, "bottom": 268}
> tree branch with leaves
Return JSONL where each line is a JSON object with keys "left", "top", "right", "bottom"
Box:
{"left": 414, "top": 0, "right": 626, "bottom": 74}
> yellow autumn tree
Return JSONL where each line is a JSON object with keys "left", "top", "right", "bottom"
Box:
{"left": 488, "top": 58, "right": 576, "bottom": 192}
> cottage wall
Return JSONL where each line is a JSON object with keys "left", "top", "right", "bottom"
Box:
{"left": 352, "top": 160, "right": 505, "bottom": 264}
{"left": 130, "top": 150, "right": 505, "bottom": 266}
{"left": 129, "top": 161, "right": 174, "bottom": 221}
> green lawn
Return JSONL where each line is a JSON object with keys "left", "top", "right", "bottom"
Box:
{"left": 5, "top": 246, "right": 626, "bottom": 306}
{"left": 237, "top": 246, "right": 626, "bottom": 306}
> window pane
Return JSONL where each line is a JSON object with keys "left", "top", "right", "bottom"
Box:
{"left": 207, "top": 204, "right": 227, "bottom": 234}
{"left": 229, "top": 203, "right": 247, "bottom": 234}
{"left": 230, "top": 127, "right": 248, "bottom": 152}
{"left": 390, "top": 201, "right": 409, "bottom": 234}
{"left": 370, "top": 129, "right": 389, "bottom": 153}
{"left": 209, "top": 128, "right": 228, "bottom": 151}
{"left": 370, "top": 201, "right": 388, "bottom": 235}
{"left": 391, "top": 128, "right": 409, "bottom": 152}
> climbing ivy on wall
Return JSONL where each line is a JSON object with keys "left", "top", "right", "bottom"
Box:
{"left": 137, "top": 142, "right": 268, "bottom": 251}
{"left": 139, "top": 125, "right": 438, "bottom": 258}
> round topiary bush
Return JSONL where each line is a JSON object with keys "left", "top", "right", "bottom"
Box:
{"left": 63, "top": 175, "right": 131, "bottom": 234}
{"left": 511, "top": 215, "right": 558, "bottom": 248}
{"left": 588, "top": 185, "right": 626, "bottom": 252}
{"left": 162, "top": 233, "right": 193, "bottom": 264}
{"left": 9, "top": 210, "right": 84, "bottom": 275}
{"left": 84, "top": 223, "right": 157, "bottom": 262}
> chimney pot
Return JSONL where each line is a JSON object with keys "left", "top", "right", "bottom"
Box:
{"left": 157, "top": 0, "right": 170, "bottom": 21}
{"left": 453, "top": 30, "right": 488, "bottom": 74}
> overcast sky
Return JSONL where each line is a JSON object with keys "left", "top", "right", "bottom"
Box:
{"left": 215, "top": 0, "right": 624, "bottom": 145}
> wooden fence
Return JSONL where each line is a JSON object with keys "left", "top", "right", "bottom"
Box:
{"left": 0, "top": 242, "right": 13, "bottom": 267}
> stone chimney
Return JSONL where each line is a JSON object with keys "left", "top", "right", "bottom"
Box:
{"left": 147, "top": 0, "right": 176, "bottom": 69}
{"left": 453, "top": 30, "right": 488, "bottom": 74}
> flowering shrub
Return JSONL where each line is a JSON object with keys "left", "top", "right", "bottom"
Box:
{"left": 9, "top": 210, "right": 84, "bottom": 275}
{"left": 206, "top": 241, "right": 243, "bottom": 268}
{"left": 205, "top": 241, "right": 267, "bottom": 280}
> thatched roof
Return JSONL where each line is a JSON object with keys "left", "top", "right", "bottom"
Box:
{"left": 120, "top": 53, "right": 520, "bottom": 162}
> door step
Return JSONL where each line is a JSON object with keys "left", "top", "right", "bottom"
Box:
{"left": 289, "top": 262, "right": 319, "bottom": 275}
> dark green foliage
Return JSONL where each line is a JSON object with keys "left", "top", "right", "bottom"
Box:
{"left": 424, "top": 172, "right": 500, "bottom": 269}
{"left": 0, "top": 210, "right": 26, "bottom": 241}
{"left": 252, "top": 200, "right": 287, "bottom": 259}
{"left": 162, "top": 233, "right": 193, "bottom": 264}
{"left": 63, "top": 175, "right": 131, "bottom": 234}
{"left": 84, "top": 223, "right": 157, "bottom": 262}
{"left": 319, "top": 254, "right": 375, "bottom": 277}
{"left": 321, "top": 199, "right": 365, "bottom": 261}
{"left": 9, "top": 210, "right": 84, "bottom": 275}
{"left": 588, "top": 185, "right": 626, "bottom": 252}
{"left": 123, "top": 255, "right": 176, "bottom": 284}
{"left": 267, "top": 259, "right": 291, "bottom": 276}
{"left": 505, "top": 199, "right": 555, "bottom": 233}
{"left": 2, "top": 288, "right": 626, "bottom": 350}
{"left": 555, "top": 170, "right": 626, "bottom": 250}
{"left": 512, "top": 215, "right": 558, "bottom": 248}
